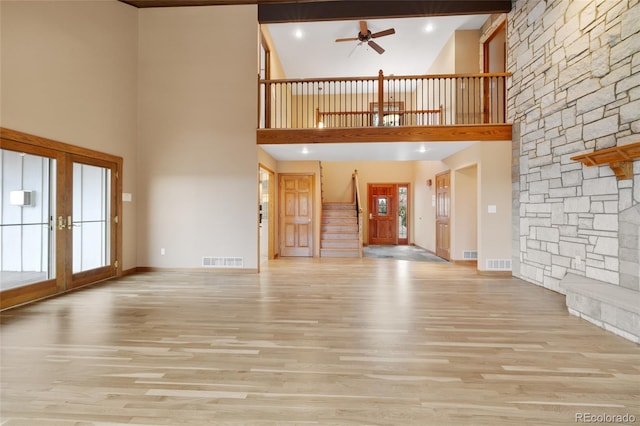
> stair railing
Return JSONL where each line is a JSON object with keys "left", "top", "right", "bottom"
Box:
{"left": 319, "top": 161, "right": 324, "bottom": 205}
{"left": 352, "top": 169, "right": 363, "bottom": 257}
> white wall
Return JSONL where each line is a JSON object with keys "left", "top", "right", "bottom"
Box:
{"left": 453, "top": 165, "right": 478, "bottom": 260}
{"left": 444, "top": 142, "right": 512, "bottom": 269}
{"left": 454, "top": 30, "right": 481, "bottom": 73}
{"left": 0, "top": 0, "right": 139, "bottom": 270}
{"left": 137, "top": 5, "right": 258, "bottom": 269}
{"left": 427, "top": 34, "right": 455, "bottom": 74}
{"left": 413, "top": 142, "right": 511, "bottom": 266}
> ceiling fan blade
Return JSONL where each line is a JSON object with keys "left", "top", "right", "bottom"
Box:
{"left": 359, "top": 20, "right": 368, "bottom": 35}
{"left": 371, "top": 28, "right": 395, "bottom": 38}
{"left": 368, "top": 40, "right": 385, "bottom": 55}
{"left": 336, "top": 37, "right": 359, "bottom": 42}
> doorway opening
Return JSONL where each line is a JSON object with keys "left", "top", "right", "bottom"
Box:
{"left": 259, "top": 165, "right": 275, "bottom": 264}
{"left": 453, "top": 165, "right": 478, "bottom": 263}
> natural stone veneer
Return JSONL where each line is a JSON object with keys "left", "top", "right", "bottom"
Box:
{"left": 508, "top": 0, "right": 639, "bottom": 305}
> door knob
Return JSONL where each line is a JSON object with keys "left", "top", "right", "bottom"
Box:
{"left": 57, "top": 216, "right": 66, "bottom": 230}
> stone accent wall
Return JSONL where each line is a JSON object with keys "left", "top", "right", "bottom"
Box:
{"left": 508, "top": 0, "right": 640, "bottom": 291}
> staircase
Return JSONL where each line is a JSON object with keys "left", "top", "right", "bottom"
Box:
{"left": 320, "top": 202, "right": 361, "bottom": 258}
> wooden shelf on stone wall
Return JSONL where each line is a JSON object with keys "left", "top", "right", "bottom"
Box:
{"left": 571, "top": 141, "right": 640, "bottom": 180}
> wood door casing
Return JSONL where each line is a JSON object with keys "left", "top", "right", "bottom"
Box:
{"left": 279, "top": 174, "right": 313, "bottom": 257}
{"left": 368, "top": 184, "right": 397, "bottom": 245}
{"left": 436, "top": 171, "right": 451, "bottom": 260}
{"left": 483, "top": 21, "right": 506, "bottom": 123}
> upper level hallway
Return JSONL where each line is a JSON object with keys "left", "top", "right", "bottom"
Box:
{"left": 257, "top": 69, "right": 513, "bottom": 145}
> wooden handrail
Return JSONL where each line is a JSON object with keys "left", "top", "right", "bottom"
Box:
{"left": 261, "top": 72, "right": 512, "bottom": 85}
{"left": 316, "top": 109, "right": 443, "bottom": 117}
{"left": 315, "top": 107, "right": 443, "bottom": 128}
{"left": 352, "top": 169, "right": 363, "bottom": 258}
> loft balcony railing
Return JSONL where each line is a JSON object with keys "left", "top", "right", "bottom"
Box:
{"left": 258, "top": 70, "right": 510, "bottom": 130}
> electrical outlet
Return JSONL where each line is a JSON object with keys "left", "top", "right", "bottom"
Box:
{"left": 161, "top": 248, "right": 165, "bottom": 255}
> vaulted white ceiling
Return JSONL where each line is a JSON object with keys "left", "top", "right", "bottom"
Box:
{"left": 262, "top": 14, "right": 491, "bottom": 162}
{"left": 265, "top": 14, "right": 489, "bottom": 79}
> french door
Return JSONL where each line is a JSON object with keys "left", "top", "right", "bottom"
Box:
{"left": 0, "top": 129, "right": 121, "bottom": 309}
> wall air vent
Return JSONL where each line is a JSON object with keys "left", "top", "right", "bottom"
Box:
{"left": 486, "top": 259, "right": 512, "bottom": 271}
{"left": 462, "top": 250, "right": 478, "bottom": 260}
{"left": 202, "top": 257, "right": 244, "bottom": 268}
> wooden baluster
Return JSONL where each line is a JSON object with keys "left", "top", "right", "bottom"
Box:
{"left": 377, "top": 70, "right": 384, "bottom": 127}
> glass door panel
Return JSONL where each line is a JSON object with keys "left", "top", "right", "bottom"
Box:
{"left": 72, "top": 162, "right": 111, "bottom": 273}
{"left": 397, "top": 184, "right": 409, "bottom": 245}
{"left": 398, "top": 186, "right": 408, "bottom": 241}
{"left": 0, "top": 149, "right": 56, "bottom": 291}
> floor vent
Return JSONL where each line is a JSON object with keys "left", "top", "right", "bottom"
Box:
{"left": 486, "top": 259, "right": 512, "bottom": 271}
{"left": 202, "top": 257, "right": 244, "bottom": 268}
{"left": 462, "top": 250, "right": 478, "bottom": 260}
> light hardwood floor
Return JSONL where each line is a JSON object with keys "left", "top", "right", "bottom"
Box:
{"left": 1, "top": 258, "right": 638, "bottom": 425}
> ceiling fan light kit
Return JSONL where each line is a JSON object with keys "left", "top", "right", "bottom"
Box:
{"left": 335, "top": 20, "right": 396, "bottom": 55}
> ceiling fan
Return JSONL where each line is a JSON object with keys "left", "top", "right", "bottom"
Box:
{"left": 335, "top": 20, "right": 396, "bottom": 55}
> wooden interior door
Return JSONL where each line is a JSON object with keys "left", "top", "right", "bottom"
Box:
{"left": 368, "top": 184, "right": 396, "bottom": 245}
{"left": 435, "top": 171, "right": 451, "bottom": 260}
{"left": 279, "top": 174, "right": 313, "bottom": 257}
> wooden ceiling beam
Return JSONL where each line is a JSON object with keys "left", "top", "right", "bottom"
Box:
{"left": 118, "top": 0, "right": 513, "bottom": 22}
{"left": 259, "top": 1, "right": 512, "bottom": 23}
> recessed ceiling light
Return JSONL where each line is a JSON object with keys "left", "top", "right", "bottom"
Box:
{"left": 295, "top": 29, "right": 303, "bottom": 39}
{"left": 418, "top": 145, "right": 428, "bottom": 153}
{"left": 301, "top": 146, "right": 309, "bottom": 154}
{"left": 425, "top": 24, "right": 434, "bottom": 33}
